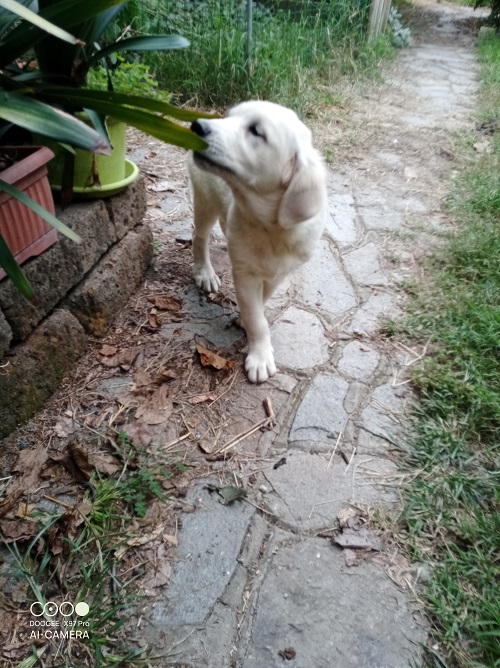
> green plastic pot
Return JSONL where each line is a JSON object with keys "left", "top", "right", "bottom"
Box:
{"left": 43, "top": 115, "right": 139, "bottom": 198}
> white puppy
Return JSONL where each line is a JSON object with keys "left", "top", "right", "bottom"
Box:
{"left": 188, "top": 100, "right": 327, "bottom": 383}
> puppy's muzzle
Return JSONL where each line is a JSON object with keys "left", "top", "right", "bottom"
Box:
{"left": 191, "top": 119, "right": 211, "bottom": 138}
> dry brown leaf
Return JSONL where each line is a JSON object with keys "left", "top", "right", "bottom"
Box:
{"left": 0, "top": 446, "right": 48, "bottom": 517}
{"left": 114, "top": 524, "right": 166, "bottom": 559}
{"left": 337, "top": 506, "right": 359, "bottom": 529}
{"left": 135, "top": 385, "right": 173, "bottom": 425}
{"left": 54, "top": 416, "right": 79, "bottom": 438}
{"left": 189, "top": 393, "right": 217, "bottom": 405}
{"left": 149, "top": 179, "right": 176, "bottom": 192}
{"left": 99, "top": 344, "right": 118, "bottom": 356}
{"left": 0, "top": 519, "right": 38, "bottom": 542}
{"left": 16, "top": 502, "right": 35, "bottom": 518}
{"left": 155, "top": 368, "right": 177, "bottom": 382}
{"left": 196, "top": 344, "right": 237, "bottom": 370}
{"left": 89, "top": 452, "right": 121, "bottom": 476}
{"left": 121, "top": 420, "right": 153, "bottom": 447}
{"left": 100, "top": 347, "right": 139, "bottom": 370}
{"left": 148, "top": 312, "right": 161, "bottom": 328}
{"left": 133, "top": 367, "right": 155, "bottom": 389}
{"left": 148, "top": 295, "right": 182, "bottom": 312}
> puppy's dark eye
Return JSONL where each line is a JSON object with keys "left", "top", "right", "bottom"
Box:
{"left": 248, "top": 123, "right": 266, "bottom": 140}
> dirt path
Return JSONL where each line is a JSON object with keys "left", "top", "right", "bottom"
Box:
{"left": 0, "top": 1, "right": 485, "bottom": 665}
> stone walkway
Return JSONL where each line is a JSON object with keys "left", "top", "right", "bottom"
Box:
{"left": 128, "top": 3, "right": 481, "bottom": 666}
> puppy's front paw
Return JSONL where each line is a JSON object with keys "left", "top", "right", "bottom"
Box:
{"left": 245, "top": 348, "right": 277, "bottom": 384}
{"left": 194, "top": 265, "right": 221, "bottom": 293}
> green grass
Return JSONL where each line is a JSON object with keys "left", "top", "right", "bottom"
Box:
{"left": 400, "top": 35, "right": 500, "bottom": 668}
{"left": 108, "top": 0, "right": 394, "bottom": 113}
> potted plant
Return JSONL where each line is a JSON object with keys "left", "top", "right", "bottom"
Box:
{"left": 0, "top": 0, "right": 210, "bottom": 297}
{"left": 45, "top": 60, "right": 174, "bottom": 198}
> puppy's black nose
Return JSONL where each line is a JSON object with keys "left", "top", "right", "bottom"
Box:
{"left": 191, "top": 119, "right": 211, "bottom": 138}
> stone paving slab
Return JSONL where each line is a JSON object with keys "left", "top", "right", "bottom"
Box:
{"left": 271, "top": 306, "right": 329, "bottom": 370}
{"left": 240, "top": 533, "right": 426, "bottom": 668}
{"left": 150, "top": 481, "right": 255, "bottom": 628}
{"left": 289, "top": 372, "right": 349, "bottom": 443}
{"left": 262, "top": 451, "right": 399, "bottom": 532}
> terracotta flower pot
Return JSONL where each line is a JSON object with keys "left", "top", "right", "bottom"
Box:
{"left": 0, "top": 146, "right": 57, "bottom": 281}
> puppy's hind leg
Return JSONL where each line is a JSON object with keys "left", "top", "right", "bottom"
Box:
{"left": 192, "top": 191, "right": 222, "bottom": 294}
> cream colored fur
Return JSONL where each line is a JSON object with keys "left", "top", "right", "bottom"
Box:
{"left": 188, "top": 100, "right": 326, "bottom": 383}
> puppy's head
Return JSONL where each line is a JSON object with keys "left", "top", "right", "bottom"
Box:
{"left": 191, "top": 101, "right": 325, "bottom": 226}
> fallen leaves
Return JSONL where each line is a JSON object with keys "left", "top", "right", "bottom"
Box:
{"left": 0, "top": 518, "right": 38, "bottom": 542}
{"left": 0, "top": 446, "right": 48, "bottom": 517}
{"left": 99, "top": 346, "right": 139, "bottom": 370}
{"left": 134, "top": 385, "right": 173, "bottom": 425}
{"left": 114, "top": 523, "right": 177, "bottom": 560}
{"left": 333, "top": 507, "right": 384, "bottom": 566}
{"left": 148, "top": 294, "right": 182, "bottom": 312}
{"left": 196, "top": 344, "right": 237, "bottom": 370}
{"left": 189, "top": 392, "right": 217, "bottom": 405}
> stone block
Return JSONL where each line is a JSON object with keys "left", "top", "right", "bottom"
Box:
{"left": 149, "top": 480, "right": 254, "bottom": 628}
{"left": 347, "top": 292, "right": 402, "bottom": 336}
{"left": 0, "top": 200, "right": 115, "bottom": 342}
{"left": 271, "top": 306, "right": 329, "bottom": 370}
{"left": 296, "top": 239, "right": 356, "bottom": 318}
{"left": 65, "top": 223, "right": 153, "bottom": 336}
{"left": 360, "top": 383, "right": 405, "bottom": 446}
{"left": 337, "top": 340, "right": 381, "bottom": 381}
{"left": 344, "top": 242, "right": 388, "bottom": 286}
{"left": 290, "top": 372, "right": 348, "bottom": 442}
{"left": 242, "top": 535, "right": 426, "bottom": 668}
{"left": 262, "top": 451, "right": 399, "bottom": 531}
{"left": 326, "top": 192, "right": 358, "bottom": 247}
{"left": 0, "top": 309, "right": 87, "bottom": 438}
{"left": 104, "top": 175, "right": 147, "bottom": 241}
{"left": 0, "top": 308, "right": 12, "bottom": 358}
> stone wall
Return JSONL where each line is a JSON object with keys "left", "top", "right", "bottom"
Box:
{"left": 0, "top": 178, "right": 152, "bottom": 438}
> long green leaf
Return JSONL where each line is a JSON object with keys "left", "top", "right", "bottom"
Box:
{"left": 0, "top": 0, "right": 124, "bottom": 67}
{"left": 37, "top": 86, "right": 218, "bottom": 123}
{"left": 0, "top": 0, "right": 81, "bottom": 45}
{"left": 88, "top": 35, "right": 190, "bottom": 65}
{"left": 0, "top": 91, "right": 110, "bottom": 153}
{"left": 89, "top": 3, "right": 125, "bottom": 43}
{"left": 0, "top": 179, "right": 81, "bottom": 242}
{"left": 38, "top": 91, "right": 208, "bottom": 150}
{"left": 0, "top": 232, "right": 34, "bottom": 300}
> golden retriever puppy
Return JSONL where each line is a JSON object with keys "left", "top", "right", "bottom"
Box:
{"left": 188, "top": 100, "right": 326, "bottom": 383}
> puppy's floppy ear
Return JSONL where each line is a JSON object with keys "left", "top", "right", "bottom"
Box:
{"left": 278, "top": 152, "right": 326, "bottom": 228}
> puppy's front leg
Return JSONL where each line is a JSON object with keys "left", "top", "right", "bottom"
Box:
{"left": 192, "top": 195, "right": 221, "bottom": 294}
{"left": 193, "top": 228, "right": 221, "bottom": 294}
{"left": 234, "top": 273, "right": 277, "bottom": 383}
